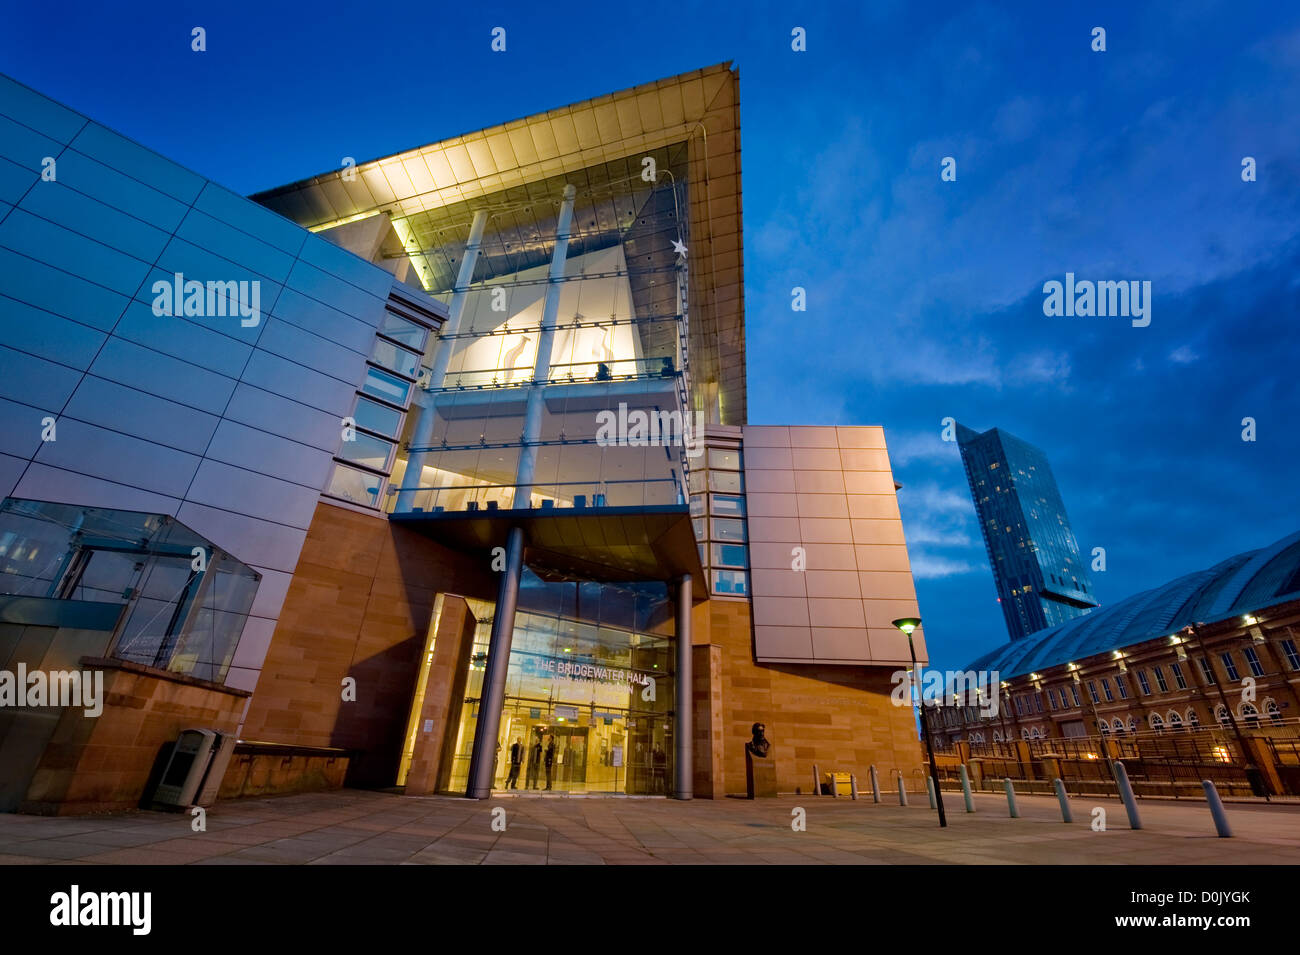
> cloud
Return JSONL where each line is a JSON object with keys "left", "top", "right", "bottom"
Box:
{"left": 910, "top": 555, "right": 980, "bottom": 579}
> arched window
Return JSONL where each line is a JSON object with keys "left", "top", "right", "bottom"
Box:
{"left": 1150, "top": 713, "right": 1165, "bottom": 733}
{"left": 993, "top": 730, "right": 1003, "bottom": 743}
{"left": 1186, "top": 709, "right": 1200, "bottom": 731}
{"left": 1098, "top": 721, "right": 1110, "bottom": 736}
{"left": 1021, "top": 729, "right": 1031, "bottom": 740}
{"left": 1128, "top": 716, "right": 1137, "bottom": 733}
{"left": 1240, "top": 703, "right": 1260, "bottom": 728}
{"left": 1264, "top": 700, "right": 1283, "bottom": 725}
{"left": 1167, "top": 711, "right": 1184, "bottom": 733}
{"left": 1111, "top": 718, "right": 1125, "bottom": 735}
{"left": 1215, "top": 704, "right": 1231, "bottom": 727}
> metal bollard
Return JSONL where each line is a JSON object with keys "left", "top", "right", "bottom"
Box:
{"left": 869, "top": 764, "right": 881, "bottom": 803}
{"left": 927, "top": 775, "right": 937, "bottom": 810}
{"left": 850, "top": 773, "right": 858, "bottom": 801}
{"left": 812, "top": 764, "right": 820, "bottom": 796}
{"left": 1113, "top": 760, "right": 1143, "bottom": 830}
{"left": 897, "top": 775, "right": 909, "bottom": 806}
{"left": 1004, "top": 778, "right": 1019, "bottom": 818}
{"left": 959, "top": 764, "right": 975, "bottom": 812}
{"left": 1202, "top": 780, "right": 1233, "bottom": 838}
{"left": 1053, "top": 778, "right": 1073, "bottom": 823}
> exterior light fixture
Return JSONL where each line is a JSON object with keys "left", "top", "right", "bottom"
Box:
{"left": 891, "top": 617, "right": 946, "bottom": 828}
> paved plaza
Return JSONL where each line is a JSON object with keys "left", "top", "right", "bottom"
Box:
{"left": 0, "top": 788, "right": 1296, "bottom": 865}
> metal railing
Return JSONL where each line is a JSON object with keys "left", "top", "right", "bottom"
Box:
{"left": 389, "top": 478, "right": 687, "bottom": 515}
{"left": 433, "top": 356, "right": 680, "bottom": 391}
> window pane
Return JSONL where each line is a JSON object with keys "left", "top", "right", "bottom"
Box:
{"left": 712, "top": 542, "right": 747, "bottom": 568}
{"left": 711, "top": 569, "right": 748, "bottom": 595}
{"left": 711, "top": 493, "right": 745, "bottom": 516}
{"left": 379, "top": 310, "right": 430, "bottom": 350}
{"left": 712, "top": 517, "right": 747, "bottom": 542}
{"left": 325, "top": 462, "right": 383, "bottom": 507}
{"left": 371, "top": 339, "right": 421, "bottom": 378}
{"left": 352, "top": 396, "right": 403, "bottom": 438}
{"left": 708, "top": 469, "right": 742, "bottom": 493}
{"left": 708, "top": 448, "right": 741, "bottom": 471}
{"left": 361, "top": 366, "right": 411, "bottom": 406}
{"left": 337, "top": 431, "right": 394, "bottom": 471}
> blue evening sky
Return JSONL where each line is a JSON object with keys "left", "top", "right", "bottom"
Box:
{"left": 4, "top": 0, "right": 1297, "bottom": 669}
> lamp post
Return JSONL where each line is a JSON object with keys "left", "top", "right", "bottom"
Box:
{"left": 1181, "top": 623, "right": 1270, "bottom": 799}
{"left": 893, "top": 617, "right": 947, "bottom": 827}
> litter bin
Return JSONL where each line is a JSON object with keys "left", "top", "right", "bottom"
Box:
{"left": 824, "top": 772, "right": 853, "bottom": 796}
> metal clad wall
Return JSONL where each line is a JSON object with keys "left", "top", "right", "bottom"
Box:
{"left": 0, "top": 74, "right": 406, "bottom": 693}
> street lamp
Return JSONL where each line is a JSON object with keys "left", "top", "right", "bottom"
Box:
{"left": 892, "top": 617, "right": 947, "bottom": 827}
{"left": 1182, "top": 622, "right": 1270, "bottom": 799}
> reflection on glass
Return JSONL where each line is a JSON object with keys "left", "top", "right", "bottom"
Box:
{"left": 712, "top": 569, "right": 748, "bottom": 595}
{"left": 361, "top": 365, "right": 411, "bottom": 406}
{"left": 371, "top": 338, "right": 421, "bottom": 379}
{"left": 326, "top": 462, "right": 383, "bottom": 507}
{"left": 352, "top": 396, "right": 403, "bottom": 438}
{"left": 443, "top": 575, "right": 675, "bottom": 795}
{"left": 337, "top": 431, "right": 394, "bottom": 471}
{"left": 379, "top": 310, "right": 429, "bottom": 350}
{"left": 712, "top": 517, "right": 747, "bottom": 542}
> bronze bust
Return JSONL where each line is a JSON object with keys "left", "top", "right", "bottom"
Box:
{"left": 745, "top": 722, "right": 771, "bottom": 759}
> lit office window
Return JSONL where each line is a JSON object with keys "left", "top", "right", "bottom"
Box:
{"left": 1220, "top": 652, "right": 1240, "bottom": 681}
{"left": 326, "top": 462, "right": 384, "bottom": 508}
{"left": 1170, "top": 662, "right": 1188, "bottom": 690}
{"left": 361, "top": 366, "right": 412, "bottom": 407}
{"left": 1242, "top": 646, "right": 1264, "bottom": 677}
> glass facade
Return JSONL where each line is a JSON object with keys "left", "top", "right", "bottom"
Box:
{"left": 0, "top": 498, "right": 259, "bottom": 682}
{"left": 694, "top": 437, "right": 749, "bottom": 596}
{"left": 443, "top": 572, "right": 674, "bottom": 794}
{"left": 956, "top": 423, "right": 1099, "bottom": 640}
{"left": 378, "top": 149, "right": 695, "bottom": 516}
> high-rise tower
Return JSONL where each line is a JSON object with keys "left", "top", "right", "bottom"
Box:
{"left": 956, "top": 424, "right": 1098, "bottom": 640}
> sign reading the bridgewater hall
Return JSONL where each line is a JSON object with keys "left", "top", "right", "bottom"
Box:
{"left": 526, "top": 656, "right": 655, "bottom": 691}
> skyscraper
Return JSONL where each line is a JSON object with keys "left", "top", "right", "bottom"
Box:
{"left": 956, "top": 424, "right": 1098, "bottom": 641}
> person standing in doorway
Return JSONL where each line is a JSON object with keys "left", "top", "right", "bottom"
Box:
{"left": 527, "top": 735, "right": 542, "bottom": 789}
{"left": 544, "top": 735, "right": 557, "bottom": 790}
{"left": 506, "top": 738, "right": 523, "bottom": 790}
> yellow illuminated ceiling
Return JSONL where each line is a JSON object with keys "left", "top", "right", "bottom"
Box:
{"left": 251, "top": 63, "right": 745, "bottom": 426}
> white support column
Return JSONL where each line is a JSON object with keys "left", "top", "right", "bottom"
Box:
{"left": 395, "top": 209, "right": 488, "bottom": 512}
{"left": 514, "top": 184, "right": 577, "bottom": 505}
